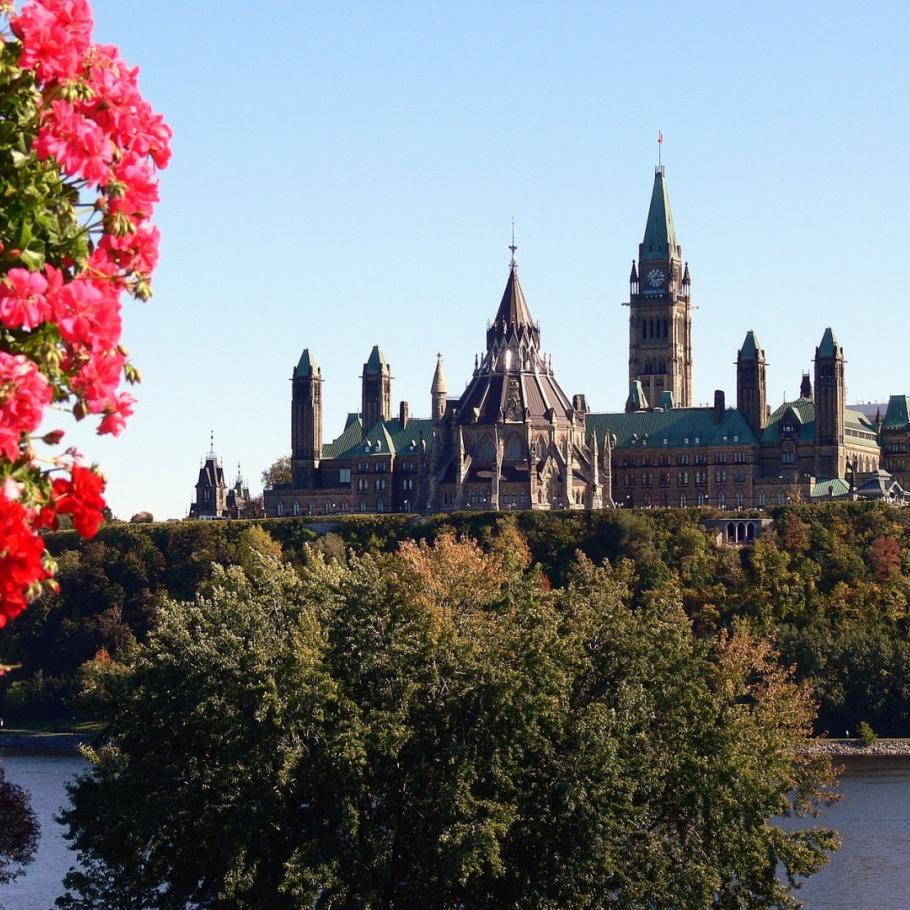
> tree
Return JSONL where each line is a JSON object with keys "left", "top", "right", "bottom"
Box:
{"left": 261, "top": 454, "right": 292, "bottom": 489}
{"left": 0, "top": 0, "right": 171, "bottom": 621}
{"left": 58, "top": 538, "right": 839, "bottom": 909}
{"left": 0, "top": 764, "right": 39, "bottom": 890}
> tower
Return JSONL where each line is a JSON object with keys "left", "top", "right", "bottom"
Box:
{"left": 431, "top": 353, "right": 447, "bottom": 423}
{"left": 361, "top": 345, "right": 391, "bottom": 432}
{"left": 627, "top": 165, "right": 693, "bottom": 409}
{"left": 814, "top": 327, "right": 846, "bottom": 479}
{"left": 291, "top": 349, "right": 323, "bottom": 487}
{"left": 736, "top": 331, "right": 767, "bottom": 436}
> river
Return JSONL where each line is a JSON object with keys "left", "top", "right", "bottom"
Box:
{"left": 0, "top": 751, "right": 908, "bottom": 908}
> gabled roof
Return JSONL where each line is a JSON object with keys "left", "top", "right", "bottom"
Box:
{"left": 586, "top": 407, "right": 758, "bottom": 450}
{"left": 328, "top": 417, "right": 434, "bottom": 460}
{"left": 641, "top": 166, "right": 679, "bottom": 260}
{"left": 762, "top": 398, "right": 879, "bottom": 448}
{"left": 884, "top": 395, "right": 910, "bottom": 429}
{"left": 321, "top": 413, "right": 363, "bottom": 459}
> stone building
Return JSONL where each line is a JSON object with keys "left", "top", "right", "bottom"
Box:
{"left": 264, "top": 164, "right": 907, "bottom": 517}
{"left": 189, "top": 437, "right": 258, "bottom": 519}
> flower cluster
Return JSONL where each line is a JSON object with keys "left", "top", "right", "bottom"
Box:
{"left": 0, "top": 0, "right": 170, "bottom": 622}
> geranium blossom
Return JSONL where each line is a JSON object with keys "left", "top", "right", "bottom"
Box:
{"left": 0, "top": 0, "right": 170, "bottom": 616}
{"left": 0, "top": 353, "right": 53, "bottom": 461}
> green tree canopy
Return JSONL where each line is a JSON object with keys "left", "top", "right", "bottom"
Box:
{"left": 58, "top": 536, "right": 838, "bottom": 908}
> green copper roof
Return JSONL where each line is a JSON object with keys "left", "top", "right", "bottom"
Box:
{"left": 364, "top": 345, "right": 389, "bottom": 375}
{"left": 762, "top": 399, "right": 878, "bottom": 448}
{"left": 817, "top": 327, "right": 839, "bottom": 358}
{"left": 641, "top": 166, "right": 679, "bottom": 260}
{"left": 810, "top": 478, "right": 850, "bottom": 499}
{"left": 295, "top": 348, "right": 318, "bottom": 377}
{"left": 320, "top": 414, "right": 362, "bottom": 459}
{"left": 587, "top": 407, "right": 758, "bottom": 450}
{"left": 328, "top": 417, "right": 434, "bottom": 460}
{"left": 884, "top": 395, "right": 910, "bottom": 429}
{"left": 738, "top": 331, "right": 761, "bottom": 361}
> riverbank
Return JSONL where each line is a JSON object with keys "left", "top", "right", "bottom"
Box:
{"left": 805, "top": 738, "right": 910, "bottom": 756}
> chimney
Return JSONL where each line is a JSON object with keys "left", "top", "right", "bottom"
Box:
{"left": 572, "top": 394, "right": 588, "bottom": 414}
{"left": 713, "top": 389, "right": 725, "bottom": 423}
{"left": 399, "top": 400, "right": 409, "bottom": 428}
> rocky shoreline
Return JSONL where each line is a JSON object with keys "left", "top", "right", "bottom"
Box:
{"left": 804, "top": 738, "right": 910, "bottom": 757}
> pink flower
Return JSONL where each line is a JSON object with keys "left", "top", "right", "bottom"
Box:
{"left": 98, "top": 393, "right": 134, "bottom": 436}
{"left": 12, "top": 0, "right": 94, "bottom": 83}
{"left": 0, "top": 353, "right": 53, "bottom": 462}
{"left": 0, "top": 268, "right": 49, "bottom": 330}
{"left": 35, "top": 99, "right": 109, "bottom": 185}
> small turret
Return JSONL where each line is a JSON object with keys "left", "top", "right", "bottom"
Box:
{"left": 362, "top": 345, "right": 391, "bottom": 432}
{"left": 736, "top": 330, "right": 767, "bottom": 435}
{"left": 431, "top": 353, "right": 447, "bottom": 423}
{"left": 800, "top": 372, "right": 812, "bottom": 400}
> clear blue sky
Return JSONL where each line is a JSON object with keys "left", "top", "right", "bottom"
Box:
{"left": 69, "top": 0, "right": 910, "bottom": 519}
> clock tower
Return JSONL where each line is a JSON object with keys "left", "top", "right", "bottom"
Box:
{"left": 626, "top": 165, "right": 693, "bottom": 411}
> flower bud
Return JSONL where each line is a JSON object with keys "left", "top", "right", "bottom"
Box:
{"left": 42, "top": 429, "right": 65, "bottom": 445}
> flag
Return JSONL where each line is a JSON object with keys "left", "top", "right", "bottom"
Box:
{"left": 658, "top": 130, "right": 664, "bottom": 144}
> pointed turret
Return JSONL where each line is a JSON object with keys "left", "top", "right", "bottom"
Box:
{"left": 364, "top": 345, "right": 389, "bottom": 375}
{"left": 817, "top": 327, "right": 840, "bottom": 359}
{"left": 362, "top": 345, "right": 392, "bottom": 432}
{"left": 485, "top": 256, "right": 543, "bottom": 370}
{"left": 431, "top": 354, "right": 447, "bottom": 423}
{"left": 737, "top": 331, "right": 767, "bottom": 435}
{"left": 295, "top": 348, "right": 317, "bottom": 377}
{"left": 641, "top": 166, "right": 679, "bottom": 260}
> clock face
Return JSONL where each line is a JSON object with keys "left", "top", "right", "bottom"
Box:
{"left": 647, "top": 268, "right": 664, "bottom": 288}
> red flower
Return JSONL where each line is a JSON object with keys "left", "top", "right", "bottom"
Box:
{"left": 0, "top": 496, "right": 49, "bottom": 626}
{"left": 52, "top": 464, "right": 106, "bottom": 537}
{"left": 11, "top": 0, "right": 94, "bottom": 82}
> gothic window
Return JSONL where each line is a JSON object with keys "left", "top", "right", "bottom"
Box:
{"left": 680, "top": 494, "right": 687, "bottom": 507}
{"left": 360, "top": 500, "right": 367, "bottom": 513}
{"left": 757, "top": 491, "right": 766, "bottom": 508}
{"left": 781, "top": 450, "right": 795, "bottom": 465}
{"left": 477, "top": 433, "right": 496, "bottom": 462}
{"left": 203, "top": 489, "right": 210, "bottom": 502}
{"left": 717, "top": 491, "right": 726, "bottom": 508}
{"left": 377, "top": 498, "right": 384, "bottom": 513}
{"left": 292, "top": 500, "right": 300, "bottom": 516}
{"left": 505, "top": 434, "right": 523, "bottom": 461}
{"left": 276, "top": 501, "right": 284, "bottom": 516}
{"left": 735, "top": 491, "right": 743, "bottom": 508}
{"left": 697, "top": 493, "right": 706, "bottom": 506}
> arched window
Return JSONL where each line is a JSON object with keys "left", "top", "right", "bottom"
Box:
{"left": 680, "top": 494, "right": 687, "bottom": 508}
{"left": 735, "top": 490, "right": 743, "bottom": 508}
{"left": 505, "top": 434, "right": 523, "bottom": 462}
{"left": 276, "top": 501, "right": 284, "bottom": 516}
{"left": 717, "top": 491, "right": 726, "bottom": 508}
{"left": 757, "top": 491, "right": 766, "bottom": 508}
{"left": 377, "top": 498, "right": 384, "bottom": 514}
{"left": 477, "top": 433, "right": 496, "bottom": 462}
{"left": 292, "top": 500, "right": 300, "bottom": 516}
{"left": 359, "top": 500, "right": 367, "bottom": 513}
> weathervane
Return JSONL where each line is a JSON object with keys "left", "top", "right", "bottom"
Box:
{"left": 658, "top": 129, "right": 664, "bottom": 168}
{"left": 509, "top": 217, "right": 518, "bottom": 266}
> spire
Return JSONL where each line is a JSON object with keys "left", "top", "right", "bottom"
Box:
{"left": 295, "top": 348, "right": 318, "bottom": 377}
{"left": 364, "top": 345, "right": 389, "bottom": 375}
{"left": 738, "top": 330, "right": 761, "bottom": 361}
{"left": 817, "top": 327, "right": 840, "bottom": 358}
{"left": 629, "top": 260, "right": 638, "bottom": 281}
{"left": 431, "top": 353, "right": 447, "bottom": 393}
{"left": 207, "top": 430, "right": 216, "bottom": 461}
{"left": 494, "top": 234, "right": 534, "bottom": 329}
{"left": 641, "top": 166, "right": 679, "bottom": 260}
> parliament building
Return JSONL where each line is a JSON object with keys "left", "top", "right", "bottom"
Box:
{"left": 263, "top": 166, "right": 910, "bottom": 518}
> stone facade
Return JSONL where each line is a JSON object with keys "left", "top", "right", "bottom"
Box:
{"left": 263, "top": 166, "right": 906, "bottom": 518}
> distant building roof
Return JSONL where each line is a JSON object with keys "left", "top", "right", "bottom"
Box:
{"left": 641, "top": 166, "right": 679, "bottom": 260}
{"left": 884, "top": 395, "right": 910, "bottom": 430}
{"left": 810, "top": 478, "right": 851, "bottom": 499}
{"left": 586, "top": 407, "right": 758, "bottom": 449}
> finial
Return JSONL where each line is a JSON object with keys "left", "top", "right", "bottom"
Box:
{"left": 657, "top": 129, "right": 664, "bottom": 168}
{"left": 509, "top": 217, "right": 518, "bottom": 266}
